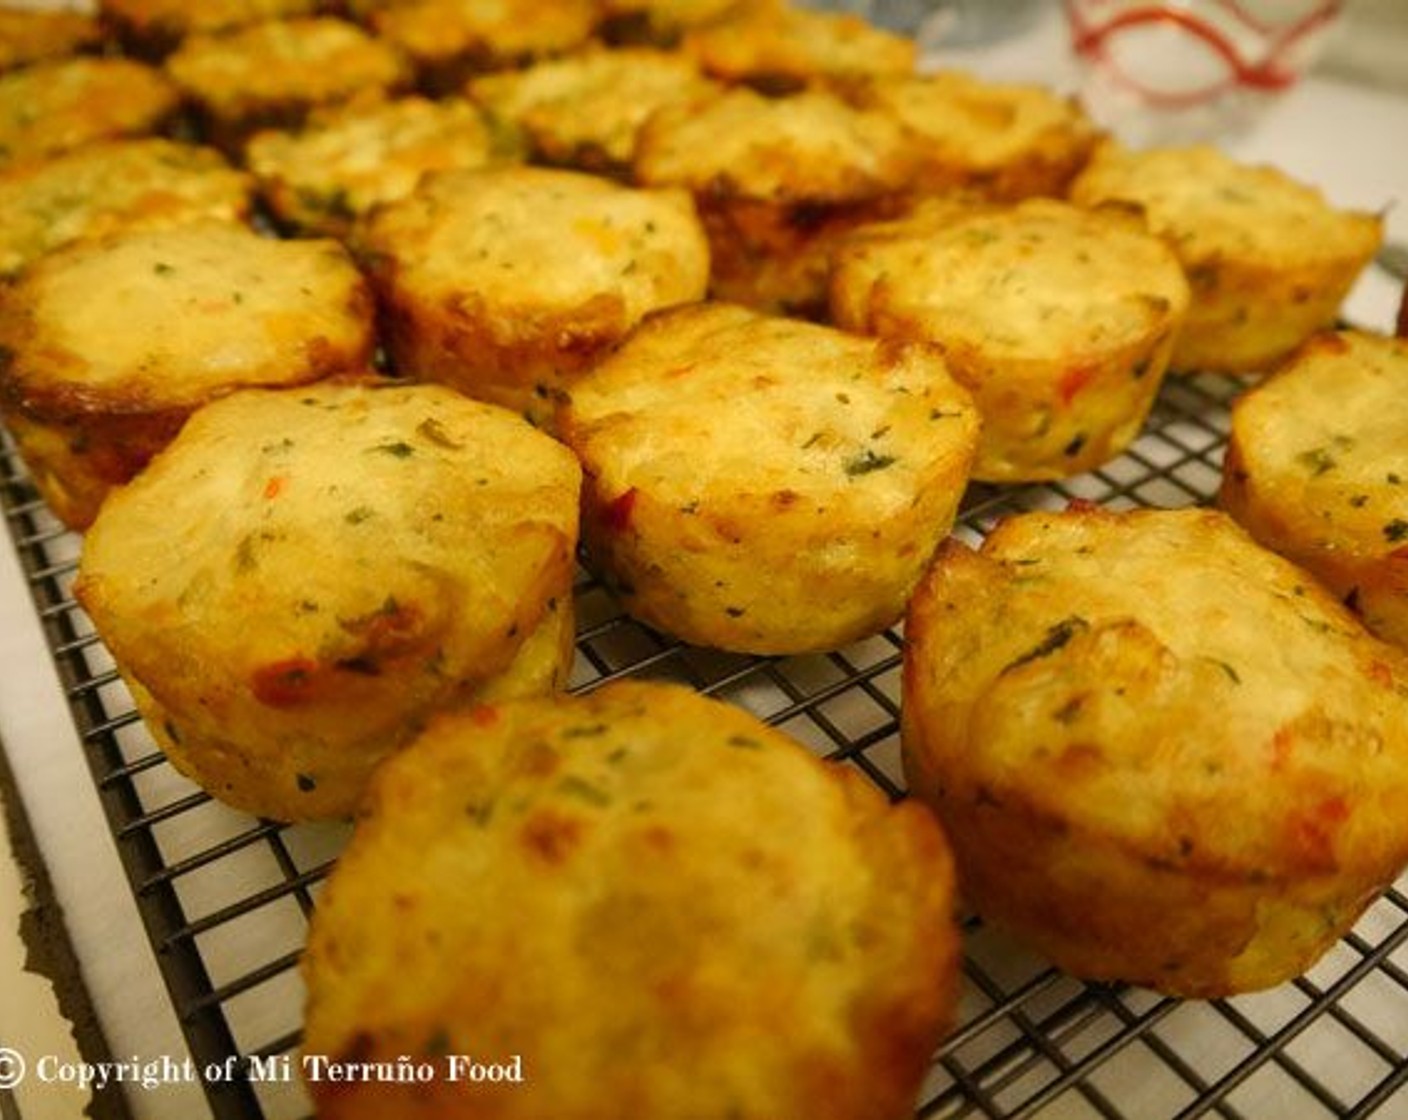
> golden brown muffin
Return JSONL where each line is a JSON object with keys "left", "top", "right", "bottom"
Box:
{"left": 559, "top": 301, "right": 979, "bottom": 654}
{"left": 358, "top": 164, "right": 709, "bottom": 427}
{"left": 830, "top": 197, "right": 1190, "bottom": 481}
{"left": 842, "top": 69, "right": 1100, "bottom": 201}
{"left": 902, "top": 504, "right": 1408, "bottom": 998}
{"left": 369, "top": 0, "right": 598, "bottom": 93}
{"left": 598, "top": 0, "right": 748, "bottom": 45}
{"left": 97, "top": 0, "right": 327, "bottom": 57}
{"left": 245, "top": 96, "right": 505, "bottom": 237}
{"left": 302, "top": 680, "right": 961, "bottom": 1119}
{"left": 0, "top": 6, "right": 102, "bottom": 72}
{"left": 75, "top": 381, "right": 582, "bottom": 822}
{"left": 164, "top": 17, "right": 411, "bottom": 151}
{"left": 634, "top": 85, "right": 924, "bottom": 316}
{"left": 1222, "top": 330, "right": 1408, "bottom": 650}
{"left": 0, "top": 220, "right": 374, "bottom": 530}
{"left": 0, "top": 56, "right": 180, "bottom": 170}
{"left": 0, "top": 138, "right": 254, "bottom": 280}
{"left": 1069, "top": 142, "right": 1383, "bottom": 374}
{"left": 466, "top": 47, "right": 719, "bottom": 176}
{"left": 680, "top": 0, "right": 915, "bottom": 93}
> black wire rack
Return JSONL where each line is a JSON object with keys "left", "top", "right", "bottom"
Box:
{"left": 3, "top": 371, "right": 1407, "bottom": 1120}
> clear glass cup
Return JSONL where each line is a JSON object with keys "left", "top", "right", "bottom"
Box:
{"left": 1064, "top": 0, "right": 1343, "bottom": 146}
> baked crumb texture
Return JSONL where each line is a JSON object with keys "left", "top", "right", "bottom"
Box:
{"left": 0, "top": 220, "right": 375, "bottom": 529}
{"left": 359, "top": 164, "right": 709, "bottom": 428}
{"left": 903, "top": 505, "right": 1408, "bottom": 998}
{"left": 1069, "top": 142, "right": 1383, "bottom": 375}
{"left": 303, "top": 680, "right": 962, "bottom": 1119}
{"left": 831, "top": 197, "right": 1190, "bottom": 481}
{"left": 74, "top": 381, "right": 582, "bottom": 821}
{"left": 1222, "top": 330, "right": 1408, "bottom": 650}
{"left": 560, "top": 301, "right": 979, "bottom": 653}
{"left": 164, "top": 16, "right": 412, "bottom": 152}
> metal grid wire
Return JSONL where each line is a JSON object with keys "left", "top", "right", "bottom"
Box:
{"left": 3, "top": 372, "right": 1407, "bottom": 1120}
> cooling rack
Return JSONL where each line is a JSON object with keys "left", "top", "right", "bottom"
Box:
{"left": 2, "top": 370, "right": 1407, "bottom": 1120}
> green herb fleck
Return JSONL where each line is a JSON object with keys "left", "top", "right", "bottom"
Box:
{"left": 844, "top": 449, "right": 896, "bottom": 477}
{"left": 235, "top": 534, "right": 257, "bottom": 572}
{"left": 561, "top": 723, "right": 607, "bottom": 739}
{"left": 726, "top": 734, "right": 763, "bottom": 750}
{"left": 1385, "top": 519, "right": 1408, "bottom": 543}
{"left": 296, "top": 773, "right": 317, "bottom": 792}
{"left": 1297, "top": 447, "right": 1336, "bottom": 476}
{"left": 416, "top": 417, "right": 462, "bottom": 449}
{"left": 1211, "top": 659, "right": 1241, "bottom": 685}
{"left": 1002, "top": 616, "right": 1088, "bottom": 675}
{"left": 371, "top": 440, "right": 415, "bottom": 459}
{"left": 1063, "top": 433, "right": 1087, "bottom": 458}
{"left": 1349, "top": 494, "right": 1369, "bottom": 508}
{"left": 725, "top": 606, "right": 746, "bottom": 618}
{"left": 153, "top": 261, "right": 175, "bottom": 276}
{"left": 466, "top": 799, "right": 495, "bottom": 826}
{"left": 557, "top": 775, "right": 611, "bottom": 807}
{"left": 344, "top": 506, "right": 374, "bottom": 524}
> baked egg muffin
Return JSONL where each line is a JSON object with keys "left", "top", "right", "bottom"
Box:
{"left": 1222, "top": 330, "right": 1408, "bottom": 650}
{"left": 597, "top": 0, "right": 748, "bottom": 45}
{"left": 1069, "top": 142, "right": 1383, "bottom": 374}
{"left": 164, "top": 16, "right": 411, "bottom": 151}
{"left": 0, "top": 220, "right": 374, "bottom": 529}
{"left": 245, "top": 96, "right": 504, "bottom": 237}
{"left": 302, "top": 680, "right": 962, "bottom": 1119}
{"left": 97, "top": 0, "right": 328, "bottom": 57}
{"left": 0, "top": 56, "right": 180, "bottom": 169}
{"left": 358, "top": 164, "right": 709, "bottom": 427}
{"left": 842, "top": 69, "right": 1099, "bottom": 201}
{"left": 0, "top": 138, "right": 254, "bottom": 280}
{"left": 559, "top": 301, "right": 979, "bottom": 654}
{"left": 466, "top": 47, "right": 719, "bottom": 176}
{"left": 830, "top": 197, "right": 1190, "bottom": 481}
{"left": 680, "top": 0, "right": 915, "bottom": 93}
{"left": 0, "top": 6, "right": 101, "bottom": 72}
{"left": 634, "top": 85, "right": 924, "bottom": 315}
{"left": 902, "top": 504, "right": 1408, "bottom": 997}
{"left": 75, "top": 381, "right": 582, "bottom": 821}
{"left": 369, "top": 0, "right": 598, "bottom": 93}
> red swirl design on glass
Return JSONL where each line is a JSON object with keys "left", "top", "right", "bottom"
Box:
{"left": 1065, "top": 0, "right": 1342, "bottom": 108}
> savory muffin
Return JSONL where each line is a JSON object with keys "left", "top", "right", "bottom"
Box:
{"left": 358, "top": 164, "right": 709, "bottom": 427}
{"left": 0, "top": 56, "right": 180, "bottom": 170}
{"left": 97, "top": 0, "right": 327, "bottom": 57}
{"left": 597, "top": 0, "right": 748, "bottom": 46}
{"left": 902, "top": 504, "right": 1408, "bottom": 998}
{"left": 0, "top": 138, "right": 254, "bottom": 280}
{"left": 75, "top": 381, "right": 582, "bottom": 822}
{"left": 302, "top": 680, "right": 961, "bottom": 1119}
{"left": 559, "top": 301, "right": 979, "bottom": 654}
{"left": 245, "top": 96, "right": 504, "bottom": 237}
{"left": 842, "top": 69, "right": 1100, "bottom": 201}
{"left": 0, "top": 220, "right": 374, "bottom": 530}
{"left": 634, "top": 85, "right": 924, "bottom": 315}
{"left": 369, "top": 0, "right": 598, "bottom": 93}
{"left": 1069, "top": 142, "right": 1383, "bottom": 374}
{"left": 0, "top": 5, "right": 101, "bottom": 72}
{"left": 830, "top": 197, "right": 1190, "bottom": 481}
{"left": 680, "top": 0, "right": 916, "bottom": 93}
{"left": 1222, "top": 330, "right": 1408, "bottom": 650}
{"left": 164, "top": 16, "right": 411, "bottom": 151}
{"left": 466, "top": 47, "right": 719, "bottom": 176}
